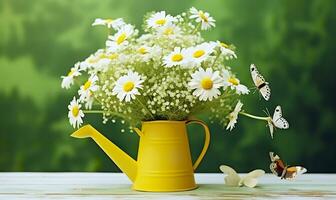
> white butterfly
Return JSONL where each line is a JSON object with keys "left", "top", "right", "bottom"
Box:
{"left": 267, "top": 105, "right": 290, "bottom": 138}
{"left": 250, "top": 64, "right": 271, "bottom": 101}
{"left": 219, "top": 165, "right": 265, "bottom": 188}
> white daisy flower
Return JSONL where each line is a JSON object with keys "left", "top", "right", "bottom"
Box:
{"left": 136, "top": 45, "right": 155, "bottom": 62}
{"left": 106, "top": 24, "right": 134, "bottom": 51}
{"left": 61, "top": 62, "right": 82, "bottom": 89}
{"left": 93, "top": 52, "right": 119, "bottom": 72}
{"left": 157, "top": 23, "right": 181, "bottom": 38}
{"left": 112, "top": 71, "right": 144, "bottom": 102}
{"left": 189, "top": 7, "right": 216, "bottom": 30}
{"left": 217, "top": 41, "right": 237, "bottom": 60}
{"left": 84, "top": 93, "right": 94, "bottom": 110}
{"left": 92, "top": 18, "right": 125, "bottom": 30}
{"left": 226, "top": 101, "right": 243, "bottom": 131}
{"left": 163, "top": 47, "right": 189, "bottom": 67}
{"left": 80, "top": 49, "right": 107, "bottom": 71}
{"left": 222, "top": 69, "right": 249, "bottom": 95}
{"left": 68, "top": 97, "right": 84, "bottom": 129}
{"left": 189, "top": 68, "right": 224, "bottom": 101}
{"left": 78, "top": 74, "right": 99, "bottom": 101}
{"left": 187, "top": 42, "right": 216, "bottom": 65}
{"left": 147, "top": 11, "right": 176, "bottom": 29}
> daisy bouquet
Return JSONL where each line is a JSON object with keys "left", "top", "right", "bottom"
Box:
{"left": 62, "top": 7, "right": 287, "bottom": 136}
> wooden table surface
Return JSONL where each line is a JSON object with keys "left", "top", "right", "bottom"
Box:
{"left": 0, "top": 173, "right": 335, "bottom": 199}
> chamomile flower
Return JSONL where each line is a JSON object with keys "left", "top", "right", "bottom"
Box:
{"left": 163, "top": 47, "right": 189, "bottom": 67}
{"left": 226, "top": 101, "right": 243, "bottom": 131}
{"left": 93, "top": 52, "right": 119, "bottom": 72}
{"left": 187, "top": 42, "right": 216, "bottom": 65}
{"left": 78, "top": 74, "right": 99, "bottom": 101}
{"left": 84, "top": 93, "right": 94, "bottom": 109}
{"left": 157, "top": 23, "right": 181, "bottom": 38}
{"left": 189, "top": 68, "right": 223, "bottom": 101}
{"left": 92, "top": 18, "right": 125, "bottom": 30}
{"left": 147, "top": 11, "right": 176, "bottom": 29}
{"left": 136, "top": 45, "right": 156, "bottom": 62}
{"left": 189, "top": 7, "right": 215, "bottom": 30}
{"left": 112, "top": 71, "right": 144, "bottom": 102}
{"left": 68, "top": 97, "right": 84, "bottom": 129}
{"left": 222, "top": 69, "right": 249, "bottom": 95}
{"left": 106, "top": 24, "right": 134, "bottom": 51}
{"left": 61, "top": 62, "right": 81, "bottom": 89}
{"left": 217, "top": 41, "right": 237, "bottom": 60}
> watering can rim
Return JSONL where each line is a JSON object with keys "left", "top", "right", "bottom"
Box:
{"left": 141, "top": 120, "right": 187, "bottom": 124}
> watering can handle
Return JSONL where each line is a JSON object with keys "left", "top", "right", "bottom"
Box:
{"left": 186, "top": 119, "right": 211, "bottom": 170}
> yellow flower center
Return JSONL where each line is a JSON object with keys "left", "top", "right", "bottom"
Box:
{"left": 138, "top": 47, "right": 147, "bottom": 54}
{"left": 100, "top": 53, "right": 118, "bottom": 60}
{"left": 105, "top": 19, "right": 113, "bottom": 24}
{"left": 88, "top": 57, "right": 98, "bottom": 64}
{"left": 201, "top": 77, "right": 213, "bottom": 90}
{"left": 220, "top": 42, "right": 229, "bottom": 48}
{"left": 83, "top": 80, "right": 92, "bottom": 90}
{"left": 228, "top": 77, "right": 239, "bottom": 85}
{"left": 67, "top": 69, "right": 75, "bottom": 76}
{"left": 171, "top": 54, "right": 183, "bottom": 62}
{"left": 155, "top": 19, "right": 166, "bottom": 25}
{"left": 116, "top": 33, "right": 127, "bottom": 45}
{"left": 163, "top": 27, "right": 174, "bottom": 35}
{"left": 199, "top": 11, "right": 208, "bottom": 22}
{"left": 72, "top": 105, "right": 79, "bottom": 117}
{"left": 193, "top": 50, "right": 205, "bottom": 58}
{"left": 107, "top": 53, "right": 119, "bottom": 59}
{"left": 123, "top": 81, "right": 135, "bottom": 92}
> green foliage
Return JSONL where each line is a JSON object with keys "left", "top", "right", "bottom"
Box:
{"left": 0, "top": 0, "right": 335, "bottom": 172}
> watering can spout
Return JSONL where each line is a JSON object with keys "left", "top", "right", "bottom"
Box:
{"left": 71, "top": 125, "right": 137, "bottom": 182}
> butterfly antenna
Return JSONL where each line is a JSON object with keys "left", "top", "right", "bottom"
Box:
{"left": 265, "top": 107, "right": 271, "bottom": 117}
{"left": 250, "top": 86, "right": 257, "bottom": 94}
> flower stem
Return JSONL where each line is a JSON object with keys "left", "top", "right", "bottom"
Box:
{"left": 136, "top": 98, "right": 155, "bottom": 119}
{"left": 210, "top": 52, "right": 220, "bottom": 68}
{"left": 83, "top": 110, "right": 104, "bottom": 114}
{"left": 239, "top": 112, "right": 269, "bottom": 121}
{"left": 192, "top": 23, "right": 200, "bottom": 34}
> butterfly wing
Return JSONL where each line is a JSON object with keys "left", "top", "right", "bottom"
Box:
{"left": 250, "top": 64, "right": 264, "bottom": 86}
{"left": 219, "top": 165, "right": 241, "bottom": 186}
{"left": 283, "top": 166, "right": 307, "bottom": 180}
{"left": 267, "top": 118, "right": 274, "bottom": 138}
{"left": 259, "top": 84, "right": 271, "bottom": 101}
{"left": 241, "top": 169, "right": 265, "bottom": 188}
{"left": 272, "top": 106, "right": 289, "bottom": 129}
{"left": 269, "top": 152, "right": 286, "bottom": 177}
{"left": 250, "top": 64, "right": 271, "bottom": 101}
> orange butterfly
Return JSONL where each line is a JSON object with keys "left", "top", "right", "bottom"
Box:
{"left": 269, "top": 152, "right": 307, "bottom": 180}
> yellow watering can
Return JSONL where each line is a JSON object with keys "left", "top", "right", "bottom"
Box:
{"left": 71, "top": 120, "right": 210, "bottom": 192}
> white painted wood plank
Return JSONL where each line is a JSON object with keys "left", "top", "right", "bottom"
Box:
{"left": 0, "top": 173, "right": 335, "bottom": 200}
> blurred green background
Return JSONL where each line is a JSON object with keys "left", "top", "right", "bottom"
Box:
{"left": 1, "top": 0, "right": 335, "bottom": 173}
